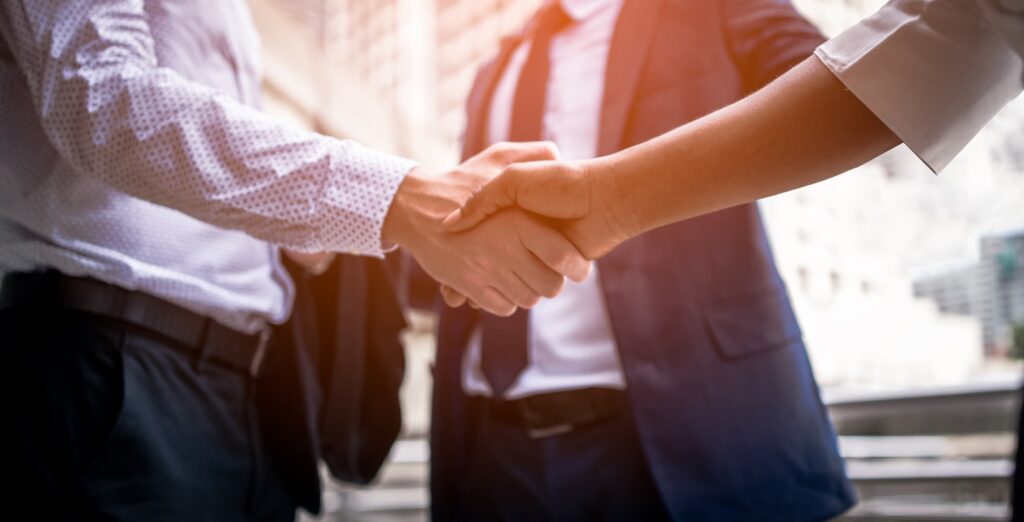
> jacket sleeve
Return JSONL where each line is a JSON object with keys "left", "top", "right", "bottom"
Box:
{"left": 720, "top": 0, "right": 828, "bottom": 93}
{"left": 0, "top": 0, "right": 415, "bottom": 256}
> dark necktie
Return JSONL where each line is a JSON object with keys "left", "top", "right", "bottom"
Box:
{"left": 480, "top": 3, "right": 571, "bottom": 397}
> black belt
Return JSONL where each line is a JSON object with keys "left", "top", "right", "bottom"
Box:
{"left": 485, "top": 388, "right": 627, "bottom": 438}
{"left": 0, "top": 271, "right": 271, "bottom": 377}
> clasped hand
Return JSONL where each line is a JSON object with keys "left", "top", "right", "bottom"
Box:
{"left": 382, "top": 142, "right": 595, "bottom": 316}
{"left": 296, "top": 144, "right": 631, "bottom": 316}
{"left": 437, "top": 154, "right": 638, "bottom": 311}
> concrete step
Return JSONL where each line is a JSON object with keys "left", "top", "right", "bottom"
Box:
{"left": 847, "top": 459, "right": 1011, "bottom": 506}
{"left": 840, "top": 434, "right": 1015, "bottom": 460}
{"left": 839, "top": 501, "right": 1008, "bottom": 521}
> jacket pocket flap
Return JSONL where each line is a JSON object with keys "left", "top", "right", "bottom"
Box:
{"left": 705, "top": 290, "right": 802, "bottom": 360}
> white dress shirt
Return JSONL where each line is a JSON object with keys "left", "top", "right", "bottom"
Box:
{"left": 462, "top": 0, "right": 627, "bottom": 400}
{"left": 815, "top": 0, "right": 1024, "bottom": 173}
{"left": 0, "top": 0, "right": 415, "bottom": 333}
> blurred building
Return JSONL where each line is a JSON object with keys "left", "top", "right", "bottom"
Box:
{"left": 762, "top": 161, "right": 988, "bottom": 393}
{"left": 913, "top": 262, "right": 978, "bottom": 318}
{"left": 982, "top": 232, "right": 1024, "bottom": 351}
{"left": 914, "top": 230, "right": 1024, "bottom": 354}
{"left": 249, "top": 0, "right": 541, "bottom": 168}
{"left": 760, "top": 0, "right": 1024, "bottom": 391}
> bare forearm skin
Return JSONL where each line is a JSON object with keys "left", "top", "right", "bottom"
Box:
{"left": 594, "top": 56, "right": 902, "bottom": 239}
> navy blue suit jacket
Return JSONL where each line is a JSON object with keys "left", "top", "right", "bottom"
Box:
{"left": 431, "top": 1, "right": 856, "bottom": 520}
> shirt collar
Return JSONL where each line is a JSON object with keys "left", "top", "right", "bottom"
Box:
{"left": 557, "top": 0, "right": 621, "bottom": 22}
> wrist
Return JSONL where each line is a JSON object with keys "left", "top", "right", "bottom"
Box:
{"left": 585, "top": 154, "right": 643, "bottom": 242}
{"left": 382, "top": 166, "right": 429, "bottom": 250}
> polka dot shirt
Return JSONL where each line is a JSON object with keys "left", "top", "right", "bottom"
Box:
{"left": 0, "top": 0, "right": 416, "bottom": 333}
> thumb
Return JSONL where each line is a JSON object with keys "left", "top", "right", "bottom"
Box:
{"left": 501, "top": 141, "right": 560, "bottom": 164}
{"left": 443, "top": 173, "right": 516, "bottom": 231}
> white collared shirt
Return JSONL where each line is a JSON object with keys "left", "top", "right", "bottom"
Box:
{"left": 462, "top": 0, "right": 627, "bottom": 400}
{"left": 815, "top": 0, "right": 1024, "bottom": 173}
{"left": 0, "top": 0, "right": 415, "bottom": 333}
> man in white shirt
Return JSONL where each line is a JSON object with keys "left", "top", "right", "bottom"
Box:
{"left": 0, "top": 0, "right": 590, "bottom": 519}
{"left": 429, "top": 1, "right": 854, "bottom": 520}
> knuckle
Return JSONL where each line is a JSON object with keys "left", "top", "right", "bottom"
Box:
{"left": 554, "top": 252, "right": 575, "bottom": 271}
{"left": 503, "top": 164, "right": 524, "bottom": 179}
{"left": 492, "top": 142, "right": 514, "bottom": 162}
{"left": 468, "top": 254, "right": 492, "bottom": 275}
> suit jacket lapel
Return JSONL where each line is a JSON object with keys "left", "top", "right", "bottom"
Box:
{"left": 596, "top": 0, "right": 664, "bottom": 348}
{"left": 462, "top": 34, "right": 524, "bottom": 161}
{"left": 597, "top": 0, "right": 664, "bottom": 156}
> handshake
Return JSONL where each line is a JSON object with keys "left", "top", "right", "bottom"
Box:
{"left": 378, "top": 141, "right": 636, "bottom": 316}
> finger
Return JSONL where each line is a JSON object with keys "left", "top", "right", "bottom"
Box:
{"left": 471, "top": 286, "right": 518, "bottom": 317}
{"left": 443, "top": 174, "right": 516, "bottom": 232}
{"left": 446, "top": 161, "right": 593, "bottom": 232}
{"left": 522, "top": 222, "right": 592, "bottom": 283}
{"left": 284, "top": 250, "right": 336, "bottom": 275}
{"left": 440, "top": 285, "right": 468, "bottom": 308}
{"left": 464, "top": 266, "right": 539, "bottom": 312}
{"left": 494, "top": 270, "right": 542, "bottom": 310}
{"left": 497, "top": 141, "right": 561, "bottom": 165}
{"left": 510, "top": 242, "right": 566, "bottom": 299}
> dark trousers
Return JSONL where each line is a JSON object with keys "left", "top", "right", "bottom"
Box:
{"left": 0, "top": 306, "right": 295, "bottom": 521}
{"left": 453, "top": 395, "right": 671, "bottom": 522}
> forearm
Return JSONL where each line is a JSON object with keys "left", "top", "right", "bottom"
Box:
{"left": 595, "top": 56, "right": 900, "bottom": 238}
{"left": 0, "top": 0, "right": 413, "bottom": 257}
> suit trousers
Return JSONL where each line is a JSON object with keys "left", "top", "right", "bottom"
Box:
{"left": 453, "top": 394, "right": 672, "bottom": 522}
{"left": 0, "top": 306, "right": 296, "bottom": 521}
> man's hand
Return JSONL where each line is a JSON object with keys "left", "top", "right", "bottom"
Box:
{"left": 434, "top": 208, "right": 589, "bottom": 314}
{"left": 283, "top": 250, "right": 336, "bottom": 276}
{"left": 442, "top": 159, "right": 636, "bottom": 260}
{"left": 383, "top": 142, "right": 592, "bottom": 316}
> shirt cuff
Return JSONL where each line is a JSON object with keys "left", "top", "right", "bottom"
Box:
{"left": 814, "top": 0, "right": 1023, "bottom": 173}
{"left": 316, "top": 141, "right": 417, "bottom": 258}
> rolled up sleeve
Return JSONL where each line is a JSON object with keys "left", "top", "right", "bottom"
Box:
{"left": 814, "top": 0, "right": 1023, "bottom": 173}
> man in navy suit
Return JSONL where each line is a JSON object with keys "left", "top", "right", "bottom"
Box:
{"left": 429, "top": 0, "right": 855, "bottom": 520}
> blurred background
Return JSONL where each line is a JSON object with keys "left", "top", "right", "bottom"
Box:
{"left": 245, "top": 0, "right": 1024, "bottom": 520}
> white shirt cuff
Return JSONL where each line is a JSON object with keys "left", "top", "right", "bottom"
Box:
{"left": 814, "top": 0, "right": 1023, "bottom": 173}
{"left": 317, "top": 141, "right": 416, "bottom": 258}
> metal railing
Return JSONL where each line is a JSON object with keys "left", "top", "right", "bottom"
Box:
{"left": 307, "top": 381, "right": 1023, "bottom": 522}
{"left": 833, "top": 381, "right": 1021, "bottom": 522}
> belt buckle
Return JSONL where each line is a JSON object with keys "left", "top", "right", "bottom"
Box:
{"left": 518, "top": 400, "right": 574, "bottom": 439}
{"left": 527, "top": 423, "right": 573, "bottom": 439}
{"left": 250, "top": 329, "right": 270, "bottom": 378}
